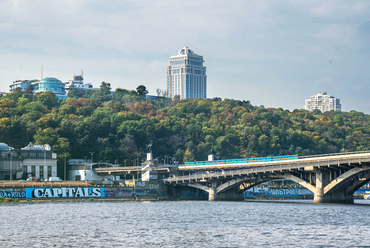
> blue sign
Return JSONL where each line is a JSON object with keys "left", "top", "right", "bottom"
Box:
{"left": 0, "top": 191, "right": 26, "bottom": 198}
{"left": 25, "top": 187, "right": 105, "bottom": 198}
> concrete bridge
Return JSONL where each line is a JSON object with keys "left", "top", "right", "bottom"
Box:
{"left": 164, "top": 151, "right": 370, "bottom": 203}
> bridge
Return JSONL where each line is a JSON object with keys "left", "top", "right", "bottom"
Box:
{"left": 164, "top": 151, "right": 370, "bottom": 203}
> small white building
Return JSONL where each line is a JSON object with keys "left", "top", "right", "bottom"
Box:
{"left": 304, "top": 92, "right": 341, "bottom": 112}
{"left": 64, "top": 74, "right": 93, "bottom": 94}
{"left": 0, "top": 142, "right": 58, "bottom": 180}
{"left": 21, "top": 143, "right": 58, "bottom": 180}
{"left": 68, "top": 162, "right": 115, "bottom": 181}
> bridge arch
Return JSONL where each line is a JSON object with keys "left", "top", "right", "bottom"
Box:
{"left": 323, "top": 166, "right": 370, "bottom": 195}
{"left": 216, "top": 173, "right": 316, "bottom": 195}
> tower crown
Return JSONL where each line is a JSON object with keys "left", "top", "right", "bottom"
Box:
{"left": 178, "top": 47, "right": 194, "bottom": 55}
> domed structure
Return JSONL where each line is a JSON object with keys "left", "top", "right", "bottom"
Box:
{"left": 40, "top": 77, "right": 63, "bottom": 83}
{"left": 178, "top": 47, "right": 194, "bottom": 55}
{"left": 0, "top": 143, "right": 11, "bottom": 151}
{"left": 32, "top": 77, "right": 67, "bottom": 100}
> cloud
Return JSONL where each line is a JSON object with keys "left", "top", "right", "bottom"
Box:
{"left": 0, "top": 0, "right": 369, "bottom": 113}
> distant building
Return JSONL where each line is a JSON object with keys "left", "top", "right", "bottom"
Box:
{"left": 33, "top": 77, "right": 67, "bottom": 100}
{"left": 0, "top": 142, "right": 58, "bottom": 180}
{"left": 9, "top": 80, "right": 37, "bottom": 92}
{"left": 64, "top": 74, "right": 93, "bottom": 94}
{"left": 304, "top": 92, "right": 341, "bottom": 112}
{"left": 166, "top": 47, "right": 207, "bottom": 99}
{"left": 9, "top": 77, "right": 67, "bottom": 100}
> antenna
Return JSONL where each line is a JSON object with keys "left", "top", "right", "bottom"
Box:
{"left": 41, "top": 65, "right": 43, "bottom": 79}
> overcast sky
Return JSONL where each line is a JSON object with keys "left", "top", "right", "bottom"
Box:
{"left": 1, "top": 0, "right": 369, "bottom": 113}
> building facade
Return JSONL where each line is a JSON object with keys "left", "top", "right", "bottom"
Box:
{"left": 166, "top": 47, "right": 207, "bottom": 99}
{"left": 32, "top": 77, "right": 67, "bottom": 100}
{"left": 10, "top": 77, "right": 67, "bottom": 100}
{"left": 9, "top": 80, "right": 37, "bottom": 92}
{"left": 64, "top": 74, "right": 93, "bottom": 94}
{"left": 304, "top": 92, "right": 341, "bottom": 112}
{"left": 0, "top": 142, "right": 58, "bottom": 180}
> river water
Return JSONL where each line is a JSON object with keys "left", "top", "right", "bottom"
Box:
{"left": 1, "top": 200, "right": 370, "bottom": 247}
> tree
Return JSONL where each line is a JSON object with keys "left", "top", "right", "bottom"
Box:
{"left": 183, "top": 148, "right": 194, "bottom": 162}
{"left": 100, "top": 81, "right": 111, "bottom": 95}
{"left": 36, "top": 91, "right": 59, "bottom": 110}
{"left": 34, "top": 127, "right": 59, "bottom": 146}
{"left": 136, "top": 85, "right": 148, "bottom": 96}
{"left": 68, "top": 89, "right": 84, "bottom": 99}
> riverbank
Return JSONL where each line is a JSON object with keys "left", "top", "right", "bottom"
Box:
{"left": 0, "top": 197, "right": 19, "bottom": 203}
{"left": 0, "top": 196, "right": 167, "bottom": 204}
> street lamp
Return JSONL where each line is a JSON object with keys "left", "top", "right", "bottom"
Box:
{"left": 44, "top": 150, "right": 46, "bottom": 180}
{"left": 8, "top": 149, "right": 12, "bottom": 181}
{"left": 64, "top": 153, "right": 67, "bottom": 181}
{"left": 89, "top": 152, "right": 94, "bottom": 163}
{"left": 89, "top": 152, "right": 94, "bottom": 181}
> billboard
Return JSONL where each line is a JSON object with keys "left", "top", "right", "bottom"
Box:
{"left": 25, "top": 187, "right": 106, "bottom": 198}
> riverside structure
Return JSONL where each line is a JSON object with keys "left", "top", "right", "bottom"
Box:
{"left": 1, "top": 151, "right": 370, "bottom": 203}
{"left": 164, "top": 151, "right": 370, "bottom": 203}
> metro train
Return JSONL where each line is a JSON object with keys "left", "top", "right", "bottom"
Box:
{"left": 183, "top": 154, "right": 298, "bottom": 167}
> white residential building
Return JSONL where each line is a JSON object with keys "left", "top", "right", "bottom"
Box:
{"left": 166, "top": 47, "right": 207, "bottom": 99}
{"left": 0, "top": 142, "right": 58, "bottom": 180}
{"left": 64, "top": 74, "right": 93, "bottom": 94}
{"left": 304, "top": 92, "right": 341, "bottom": 112}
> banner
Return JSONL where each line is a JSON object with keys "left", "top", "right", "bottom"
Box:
{"left": 25, "top": 187, "right": 106, "bottom": 198}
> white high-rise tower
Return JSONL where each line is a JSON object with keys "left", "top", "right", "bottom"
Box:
{"left": 166, "top": 47, "right": 207, "bottom": 99}
{"left": 304, "top": 92, "right": 341, "bottom": 112}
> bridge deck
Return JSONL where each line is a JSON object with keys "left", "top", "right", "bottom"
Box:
{"left": 166, "top": 152, "right": 370, "bottom": 183}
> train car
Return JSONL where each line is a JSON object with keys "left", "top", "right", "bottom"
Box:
{"left": 183, "top": 154, "right": 298, "bottom": 167}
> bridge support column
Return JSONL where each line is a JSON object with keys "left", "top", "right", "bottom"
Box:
{"left": 208, "top": 187, "right": 217, "bottom": 201}
{"left": 314, "top": 171, "right": 329, "bottom": 203}
{"left": 314, "top": 171, "right": 354, "bottom": 203}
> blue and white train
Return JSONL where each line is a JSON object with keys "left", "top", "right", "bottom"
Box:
{"left": 183, "top": 154, "right": 298, "bottom": 167}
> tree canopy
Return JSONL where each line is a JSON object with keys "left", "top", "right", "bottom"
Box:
{"left": 0, "top": 86, "right": 369, "bottom": 169}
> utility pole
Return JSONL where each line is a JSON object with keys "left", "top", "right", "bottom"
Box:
{"left": 8, "top": 149, "right": 12, "bottom": 181}
{"left": 89, "top": 152, "right": 94, "bottom": 181}
{"left": 89, "top": 152, "right": 94, "bottom": 163}
{"left": 64, "top": 153, "right": 67, "bottom": 181}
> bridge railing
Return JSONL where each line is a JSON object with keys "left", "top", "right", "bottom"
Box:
{"left": 178, "top": 150, "right": 370, "bottom": 169}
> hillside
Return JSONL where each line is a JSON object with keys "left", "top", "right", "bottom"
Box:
{"left": 1, "top": 86, "right": 369, "bottom": 167}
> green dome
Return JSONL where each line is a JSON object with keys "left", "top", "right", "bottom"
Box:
{"left": 0, "top": 143, "right": 11, "bottom": 150}
{"left": 40, "top": 77, "right": 62, "bottom": 83}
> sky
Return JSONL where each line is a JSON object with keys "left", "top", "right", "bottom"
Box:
{"left": 0, "top": 0, "right": 369, "bottom": 113}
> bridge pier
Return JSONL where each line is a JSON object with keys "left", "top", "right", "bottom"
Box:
{"left": 208, "top": 187, "right": 217, "bottom": 201}
{"left": 314, "top": 171, "right": 354, "bottom": 204}
{"left": 208, "top": 186, "right": 244, "bottom": 201}
{"left": 314, "top": 171, "right": 328, "bottom": 203}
